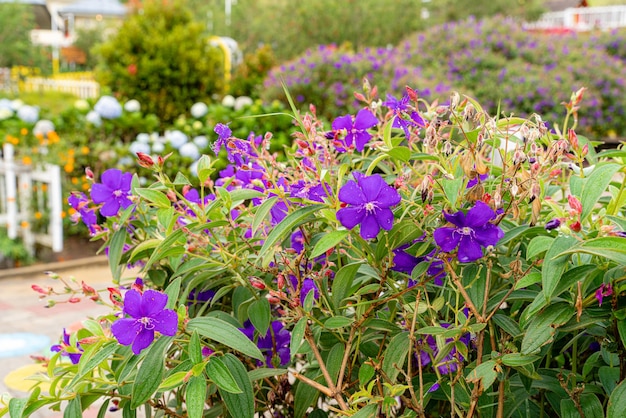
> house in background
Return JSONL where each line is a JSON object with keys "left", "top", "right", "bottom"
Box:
{"left": 528, "top": 0, "right": 626, "bottom": 31}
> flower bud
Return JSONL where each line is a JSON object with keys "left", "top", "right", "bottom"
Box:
{"left": 545, "top": 218, "right": 561, "bottom": 230}
{"left": 567, "top": 195, "right": 582, "bottom": 214}
{"left": 250, "top": 278, "right": 266, "bottom": 290}
{"left": 136, "top": 152, "right": 154, "bottom": 168}
{"left": 68, "top": 297, "right": 81, "bottom": 303}
{"left": 568, "top": 129, "right": 579, "bottom": 150}
{"left": 569, "top": 221, "right": 582, "bottom": 232}
{"left": 85, "top": 167, "right": 94, "bottom": 181}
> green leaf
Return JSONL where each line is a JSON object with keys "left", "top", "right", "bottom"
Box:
{"left": 331, "top": 262, "right": 363, "bottom": 310}
{"left": 258, "top": 204, "right": 323, "bottom": 267}
{"left": 526, "top": 236, "right": 554, "bottom": 260}
{"left": 600, "top": 366, "right": 620, "bottom": 396}
{"left": 290, "top": 317, "right": 307, "bottom": 358}
{"left": 186, "top": 375, "right": 207, "bottom": 418}
{"left": 189, "top": 331, "right": 202, "bottom": 365}
{"left": 561, "top": 394, "right": 603, "bottom": 418}
{"left": 207, "top": 356, "right": 242, "bottom": 394}
{"left": 386, "top": 146, "right": 411, "bottom": 162}
{"left": 64, "top": 396, "right": 82, "bottom": 418}
{"left": 251, "top": 196, "right": 278, "bottom": 236}
{"left": 542, "top": 236, "right": 576, "bottom": 301}
{"left": 491, "top": 314, "right": 522, "bottom": 338}
{"left": 248, "top": 298, "right": 271, "bottom": 336}
{"left": 466, "top": 360, "right": 498, "bottom": 390}
{"left": 131, "top": 336, "right": 173, "bottom": 409}
{"left": 442, "top": 177, "right": 464, "bottom": 209}
{"left": 164, "top": 277, "right": 182, "bottom": 310}
{"left": 501, "top": 353, "right": 539, "bottom": 367}
{"left": 248, "top": 368, "right": 288, "bottom": 382}
{"left": 382, "top": 332, "right": 410, "bottom": 383}
{"left": 196, "top": 155, "right": 214, "bottom": 185}
{"left": 158, "top": 371, "right": 188, "bottom": 391}
{"left": 515, "top": 271, "right": 542, "bottom": 290}
{"left": 219, "top": 354, "right": 255, "bottom": 418}
{"left": 143, "top": 229, "right": 186, "bottom": 271}
{"left": 68, "top": 340, "right": 118, "bottom": 389}
{"left": 326, "top": 343, "right": 346, "bottom": 383}
{"left": 351, "top": 404, "right": 379, "bottom": 418}
{"left": 558, "top": 237, "right": 626, "bottom": 266}
{"left": 310, "top": 230, "right": 349, "bottom": 258}
{"left": 324, "top": 316, "right": 353, "bottom": 329}
{"left": 521, "top": 303, "right": 573, "bottom": 354}
{"left": 187, "top": 317, "right": 264, "bottom": 361}
{"left": 359, "top": 363, "right": 376, "bottom": 385}
{"left": 134, "top": 188, "right": 171, "bottom": 209}
{"left": 229, "top": 188, "right": 265, "bottom": 203}
{"left": 173, "top": 172, "right": 191, "bottom": 185}
{"left": 580, "top": 163, "right": 620, "bottom": 221}
{"left": 8, "top": 398, "right": 27, "bottom": 418}
{"left": 108, "top": 227, "right": 127, "bottom": 283}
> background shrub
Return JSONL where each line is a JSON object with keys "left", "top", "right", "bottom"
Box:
{"left": 95, "top": 0, "right": 224, "bottom": 123}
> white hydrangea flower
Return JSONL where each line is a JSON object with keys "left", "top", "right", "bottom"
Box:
{"left": 17, "top": 105, "right": 39, "bottom": 123}
{"left": 234, "top": 96, "right": 253, "bottom": 111}
{"left": 117, "top": 156, "right": 134, "bottom": 167}
{"left": 136, "top": 133, "right": 151, "bottom": 143}
{"left": 193, "top": 135, "right": 209, "bottom": 149}
{"left": 86, "top": 110, "right": 102, "bottom": 127}
{"left": 179, "top": 142, "right": 200, "bottom": 160}
{"left": 165, "top": 130, "right": 188, "bottom": 149}
{"left": 33, "top": 120, "right": 55, "bottom": 137}
{"left": 190, "top": 102, "right": 208, "bottom": 118}
{"left": 189, "top": 160, "right": 199, "bottom": 177}
{"left": 0, "top": 108, "right": 13, "bottom": 120}
{"left": 221, "top": 95, "right": 236, "bottom": 107}
{"left": 129, "top": 141, "right": 151, "bottom": 156}
{"left": 11, "top": 99, "right": 24, "bottom": 110}
{"left": 0, "top": 98, "right": 13, "bottom": 110}
{"left": 124, "top": 99, "right": 141, "bottom": 113}
{"left": 74, "top": 99, "right": 89, "bottom": 111}
{"left": 151, "top": 141, "right": 165, "bottom": 153}
{"left": 94, "top": 95, "right": 122, "bottom": 119}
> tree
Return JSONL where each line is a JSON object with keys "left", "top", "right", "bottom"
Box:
{"left": 0, "top": 1, "right": 48, "bottom": 68}
{"left": 95, "top": 0, "right": 224, "bottom": 123}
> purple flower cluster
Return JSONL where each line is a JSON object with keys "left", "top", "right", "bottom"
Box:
{"left": 416, "top": 323, "right": 471, "bottom": 378}
{"left": 90, "top": 169, "right": 133, "bottom": 217}
{"left": 241, "top": 321, "right": 291, "bottom": 368}
{"left": 51, "top": 329, "right": 83, "bottom": 364}
{"left": 68, "top": 192, "right": 98, "bottom": 235}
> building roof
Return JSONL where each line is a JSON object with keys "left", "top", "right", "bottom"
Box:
{"left": 544, "top": 0, "right": 587, "bottom": 11}
{"left": 59, "top": 0, "right": 127, "bottom": 17}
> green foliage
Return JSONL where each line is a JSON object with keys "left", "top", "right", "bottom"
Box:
{"left": 72, "top": 27, "right": 105, "bottom": 70}
{"left": 95, "top": 0, "right": 224, "bottom": 123}
{"left": 230, "top": 45, "right": 277, "bottom": 97}
{"left": 0, "top": 1, "right": 48, "bottom": 69}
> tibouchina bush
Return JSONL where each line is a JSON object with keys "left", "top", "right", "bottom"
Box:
{"left": 5, "top": 84, "right": 626, "bottom": 418}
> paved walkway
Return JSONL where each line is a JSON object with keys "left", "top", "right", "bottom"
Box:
{"left": 0, "top": 256, "right": 138, "bottom": 417}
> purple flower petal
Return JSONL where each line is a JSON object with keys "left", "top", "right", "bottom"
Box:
{"left": 377, "top": 185, "right": 401, "bottom": 207}
{"left": 101, "top": 169, "right": 123, "bottom": 190}
{"left": 375, "top": 207, "right": 395, "bottom": 231}
{"left": 464, "top": 201, "right": 496, "bottom": 228}
{"left": 434, "top": 227, "right": 461, "bottom": 253}
{"left": 99, "top": 199, "right": 121, "bottom": 217}
{"left": 151, "top": 309, "right": 178, "bottom": 336}
{"left": 131, "top": 328, "right": 155, "bottom": 355}
{"left": 358, "top": 174, "right": 385, "bottom": 201}
{"left": 140, "top": 290, "right": 168, "bottom": 317}
{"left": 338, "top": 180, "right": 367, "bottom": 205}
{"left": 90, "top": 183, "right": 112, "bottom": 204}
{"left": 473, "top": 224, "right": 504, "bottom": 247}
{"left": 360, "top": 213, "right": 381, "bottom": 239}
{"left": 111, "top": 318, "right": 142, "bottom": 346}
{"left": 457, "top": 235, "right": 484, "bottom": 262}
{"left": 332, "top": 114, "right": 353, "bottom": 131}
{"left": 337, "top": 206, "right": 365, "bottom": 230}
{"left": 353, "top": 131, "right": 372, "bottom": 152}
{"left": 123, "top": 289, "right": 143, "bottom": 318}
{"left": 354, "top": 109, "right": 378, "bottom": 130}
{"left": 443, "top": 210, "right": 466, "bottom": 227}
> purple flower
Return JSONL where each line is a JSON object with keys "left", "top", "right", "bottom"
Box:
{"left": 51, "top": 329, "right": 83, "bottom": 364}
{"left": 337, "top": 173, "right": 401, "bottom": 240}
{"left": 90, "top": 169, "right": 133, "bottom": 217}
{"left": 434, "top": 201, "right": 504, "bottom": 263}
{"left": 596, "top": 284, "right": 612, "bottom": 306}
{"left": 289, "top": 275, "right": 319, "bottom": 305}
{"left": 331, "top": 109, "right": 378, "bottom": 152}
{"left": 111, "top": 289, "right": 178, "bottom": 355}
{"left": 466, "top": 173, "right": 488, "bottom": 189}
{"left": 392, "top": 244, "right": 445, "bottom": 286}
{"left": 241, "top": 321, "right": 291, "bottom": 368}
{"left": 68, "top": 192, "right": 97, "bottom": 234}
{"left": 383, "top": 94, "right": 424, "bottom": 138}
{"left": 212, "top": 123, "right": 232, "bottom": 154}
{"left": 416, "top": 323, "right": 470, "bottom": 376}
{"left": 545, "top": 218, "right": 561, "bottom": 230}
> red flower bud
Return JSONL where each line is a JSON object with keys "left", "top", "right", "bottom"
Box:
{"left": 136, "top": 152, "right": 154, "bottom": 168}
{"left": 250, "top": 278, "right": 266, "bottom": 290}
{"left": 567, "top": 195, "right": 582, "bottom": 214}
{"left": 32, "top": 284, "right": 51, "bottom": 295}
{"left": 68, "top": 297, "right": 81, "bottom": 303}
{"left": 127, "top": 63, "right": 137, "bottom": 76}
{"left": 569, "top": 221, "right": 581, "bottom": 232}
{"left": 85, "top": 167, "right": 94, "bottom": 181}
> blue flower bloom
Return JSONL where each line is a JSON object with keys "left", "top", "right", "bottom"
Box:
{"left": 94, "top": 96, "right": 122, "bottom": 119}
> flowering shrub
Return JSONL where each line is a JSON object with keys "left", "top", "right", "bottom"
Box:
{"left": 3, "top": 83, "right": 626, "bottom": 418}
{"left": 263, "top": 17, "right": 626, "bottom": 138}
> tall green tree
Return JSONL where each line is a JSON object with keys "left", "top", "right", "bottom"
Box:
{"left": 0, "top": 1, "right": 48, "bottom": 68}
{"left": 96, "top": 0, "right": 224, "bottom": 123}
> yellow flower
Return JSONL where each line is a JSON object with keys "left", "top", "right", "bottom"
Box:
{"left": 22, "top": 156, "right": 32, "bottom": 165}
{"left": 64, "top": 164, "right": 74, "bottom": 173}
{"left": 20, "top": 128, "right": 28, "bottom": 136}
{"left": 71, "top": 177, "right": 79, "bottom": 185}
{"left": 68, "top": 208, "right": 77, "bottom": 216}
{"left": 20, "top": 221, "right": 29, "bottom": 228}
{"left": 81, "top": 146, "right": 90, "bottom": 154}
{"left": 34, "top": 212, "right": 42, "bottom": 220}
{"left": 82, "top": 183, "right": 89, "bottom": 191}
{"left": 41, "top": 184, "right": 48, "bottom": 192}
{"left": 61, "top": 211, "right": 66, "bottom": 219}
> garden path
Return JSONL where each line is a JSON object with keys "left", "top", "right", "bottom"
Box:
{"left": 0, "top": 256, "right": 139, "bottom": 417}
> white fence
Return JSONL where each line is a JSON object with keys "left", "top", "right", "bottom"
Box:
{"left": 0, "top": 144, "right": 63, "bottom": 254}
{"left": 20, "top": 77, "right": 100, "bottom": 99}
{"left": 527, "top": 6, "right": 626, "bottom": 31}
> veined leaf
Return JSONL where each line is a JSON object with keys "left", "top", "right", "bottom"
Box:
{"left": 187, "top": 317, "right": 264, "bottom": 361}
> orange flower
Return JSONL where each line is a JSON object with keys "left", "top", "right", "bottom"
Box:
{"left": 22, "top": 156, "right": 32, "bottom": 165}
{"left": 20, "top": 128, "right": 28, "bottom": 136}
{"left": 34, "top": 212, "right": 42, "bottom": 220}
